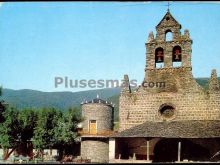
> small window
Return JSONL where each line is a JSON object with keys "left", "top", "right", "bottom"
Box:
{"left": 165, "top": 30, "right": 172, "bottom": 41}
{"left": 159, "top": 104, "right": 175, "bottom": 120}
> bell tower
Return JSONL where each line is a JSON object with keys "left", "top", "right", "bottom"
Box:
{"left": 145, "top": 11, "right": 193, "bottom": 71}
{"left": 119, "top": 7, "right": 220, "bottom": 134}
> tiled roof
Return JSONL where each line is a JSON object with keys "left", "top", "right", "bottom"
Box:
{"left": 112, "top": 120, "right": 220, "bottom": 138}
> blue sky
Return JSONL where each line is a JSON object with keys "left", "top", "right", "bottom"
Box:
{"left": 0, "top": 2, "right": 220, "bottom": 92}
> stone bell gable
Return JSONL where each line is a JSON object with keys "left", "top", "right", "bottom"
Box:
{"left": 144, "top": 10, "right": 195, "bottom": 94}
{"left": 119, "top": 11, "right": 220, "bottom": 132}
{"left": 155, "top": 11, "right": 181, "bottom": 41}
{"left": 146, "top": 11, "right": 192, "bottom": 70}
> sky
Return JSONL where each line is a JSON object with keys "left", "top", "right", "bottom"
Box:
{"left": 0, "top": 2, "right": 220, "bottom": 92}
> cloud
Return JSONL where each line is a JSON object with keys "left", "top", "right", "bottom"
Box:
{"left": 0, "top": 2, "right": 3, "bottom": 8}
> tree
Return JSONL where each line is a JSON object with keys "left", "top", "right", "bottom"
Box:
{"left": 18, "top": 109, "right": 37, "bottom": 141}
{"left": 32, "top": 108, "right": 62, "bottom": 158}
{"left": 0, "top": 107, "right": 20, "bottom": 159}
{"left": 0, "top": 105, "right": 82, "bottom": 160}
{"left": 54, "top": 107, "right": 82, "bottom": 160}
{"left": 18, "top": 109, "right": 37, "bottom": 157}
{"left": 54, "top": 107, "right": 82, "bottom": 144}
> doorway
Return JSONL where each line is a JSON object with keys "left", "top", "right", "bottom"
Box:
{"left": 89, "top": 120, "right": 97, "bottom": 134}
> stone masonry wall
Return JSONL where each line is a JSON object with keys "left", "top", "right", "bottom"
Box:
{"left": 146, "top": 39, "right": 192, "bottom": 69}
{"left": 119, "top": 68, "right": 220, "bottom": 131}
{"left": 81, "top": 138, "right": 109, "bottom": 163}
{"left": 81, "top": 103, "right": 113, "bottom": 132}
{"left": 119, "top": 91, "right": 220, "bottom": 131}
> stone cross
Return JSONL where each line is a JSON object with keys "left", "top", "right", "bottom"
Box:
{"left": 166, "top": 1, "right": 171, "bottom": 12}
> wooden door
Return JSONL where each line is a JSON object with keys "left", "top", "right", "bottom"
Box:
{"left": 89, "top": 120, "right": 97, "bottom": 134}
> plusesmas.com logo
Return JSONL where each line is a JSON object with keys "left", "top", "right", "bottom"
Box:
{"left": 54, "top": 77, "right": 166, "bottom": 89}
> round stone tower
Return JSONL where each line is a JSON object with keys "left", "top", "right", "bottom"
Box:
{"left": 80, "top": 95, "right": 114, "bottom": 163}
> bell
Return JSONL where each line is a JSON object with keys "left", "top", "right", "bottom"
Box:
{"left": 158, "top": 56, "right": 162, "bottom": 62}
{"left": 157, "top": 51, "right": 163, "bottom": 62}
{"left": 174, "top": 49, "right": 181, "bottom": 60}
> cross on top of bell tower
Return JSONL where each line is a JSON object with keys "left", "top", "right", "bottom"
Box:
{"left": 166, "top": 1, "right": 171, "bottom": 12}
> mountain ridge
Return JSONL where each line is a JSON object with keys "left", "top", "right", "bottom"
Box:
{"left": 1, "top": 87, "right": 121, "bottom": 110}
{"left": 1, "top": 78, "right": 219, "bottom": 121}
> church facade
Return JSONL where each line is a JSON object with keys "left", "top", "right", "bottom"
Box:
{"left": 119, "top": 10, "right": 220, "bottom": 131}
{"left": 114, "top": 10, "right": 220, "bottom": 163}
{"left": 80, "top": 10, "right": 220, "bottom": 163}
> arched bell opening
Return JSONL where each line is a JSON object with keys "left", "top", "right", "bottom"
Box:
{"left": 155, "top": 47, "right": 164, "bottom": 69}
{"left": 172, "top": 45, "right": 182, "bottom": 67}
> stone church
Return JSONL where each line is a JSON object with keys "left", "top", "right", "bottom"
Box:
{"left": 79, "top": 10, "right": 220, "bottom": 163}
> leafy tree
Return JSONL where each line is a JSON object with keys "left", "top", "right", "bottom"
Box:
{"left": 18, "top": 109, "right": 37, "bottom": 142}
{"left": 0, "top": 107, "right": 20, "bottom": 159}
{"left": 54, "top": 107, "right": 82, "bottom": 144}
{"left": 32, "top": 108, "right": 62, "bottom": 157}
{"left": 0, "top": 105, "right": 82, "bottom": 160}
{"left": 54, "top": 107, "right": 82, "bottom": 159}
{"left": 17, "top": 109, "right": 37, "bottom": 157}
